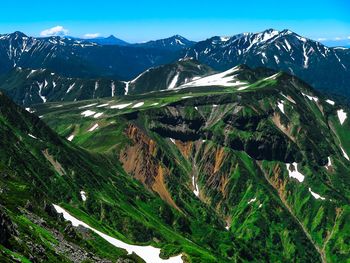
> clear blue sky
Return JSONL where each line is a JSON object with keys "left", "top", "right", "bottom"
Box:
{"left": 0, "top": 0, "right": 349, "bottom": 43}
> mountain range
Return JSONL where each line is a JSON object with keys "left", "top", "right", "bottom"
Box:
{"left": 1, "top": 28, "right": 350, "bottom": 262}
{"left": 0, "top": 29, "right": 349, "bottom": 102}
{"left": 2, "top": 64, "right": 350, "bottom": 262}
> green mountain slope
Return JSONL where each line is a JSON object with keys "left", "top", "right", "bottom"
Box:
{"left": 33, "top": 65, "right": 350, "bottom": 262}
{"left": 0, "top": 88, "right": 273, "bottom": 262}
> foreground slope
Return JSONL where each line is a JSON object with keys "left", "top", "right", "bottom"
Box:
{"left": 0, "top": 90, "right": 273, "bottom": 262}
{"left": 35, "top": 65, "right": 350, "bottom": 262}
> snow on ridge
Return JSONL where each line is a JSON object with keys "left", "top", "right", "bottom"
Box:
{"left": 286, "top": 163, "right": 305, "bottom": 182}
{"left": 308, "top": 188, "right": 326, "bottom": 200}
{"left": 325, "top": 99, "right": 335, "bottom": 105}
{"left": 110, "top": 103, "right": 132, "bottom": 109}
{"left": 132, "top": 102, "right": 144, "bottom": 108}
{"left": 263, "top": 73, "right": 279, "bottom": 81}
{"left": 81, "top": 110, "right": 96, "bottom": 117}
{"left": 220, "top": 36, "right": 230, "bottom": 42}
{"left": 168, "top": 73, "right": 180, "bottom": 89}
{"left": 337, "top": 109, "right": 347, "bottom": 125}
{"left": 96, "top": 103, "right": 109, "bottom": 108}
{"left": 88, "top": 123, "right": 99, "bottom": 132}
{"left": 302, "top": 93, "right": 319, "bottom": 103}
{"left": 53, "top": 205, "right": 183, "bottom": 263}
{"left": 178, "top": 66, "right": 244, "bottom": 88}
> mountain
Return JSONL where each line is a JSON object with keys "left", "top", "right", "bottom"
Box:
{"left": 1, "top": 30, "right": 349, "bottom": 100}
{"left": 30, "top": 65, "right": 350, "bottom": 262}
{"left": 0, "top": 88, "right": 266, "bottom": 262}
{"left": 0, "top": 59, "right": 213, "bottom": 106}
{"left": 133, "top": 35, "right": 196, "bottom": 51}
{"left": 84, "top": 35, "right": 130, "bottom": 46}
{"left": 184, "top": 29, "right": 350, "bottom": 98}
{"left": 0, "top": 67, "right": 126, "bottom": 106}
{"left": 0, "top": 32, "right": 179, "bottom": 80}
{"left": 126, "top": 58, "right": 213, "bottom": 94}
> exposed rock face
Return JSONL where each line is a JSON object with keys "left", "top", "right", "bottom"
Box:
{"left": 120, "top": 124, "right": 180, "bottom": 210}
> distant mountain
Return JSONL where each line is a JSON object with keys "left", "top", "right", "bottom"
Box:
{"left": 184, "top": 29, "right": 350, "bottom": 98}
{"left": 1, "top": 30, "right": 350, "bottom": 99}
{"left": 133, "top": 35, "right": 196, "bottom": 51}
{"left": 0, "top": 32, "right": 180, "bottom": 79}
{"left": 0, "top": 67, "right": 126, "bottom": 106}
{"left": 82, "top": 35, "right": 130, "bottom": 46}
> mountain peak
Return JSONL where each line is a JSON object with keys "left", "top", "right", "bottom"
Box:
{"left": 9, "top": 31, "right": 28, "bottom": 38}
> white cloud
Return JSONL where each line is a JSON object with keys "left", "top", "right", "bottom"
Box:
{"left": 40, "top": 26, "right": 68, "bottom": 37}
{"left": 84, "top": 33, "right": 100, "bottom": 39}
{"left": 334, "top": 37, "right": 343, "bottom": 41}
{"left": 317, "top": 38, "right": 327, "bottom": 41}
{"left": 348, "top": 36, "right": 350, "bottom": 40}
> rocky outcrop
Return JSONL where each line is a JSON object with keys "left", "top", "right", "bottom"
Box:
{"left": 0, "top": 206, "right": 18, "bottom": 247}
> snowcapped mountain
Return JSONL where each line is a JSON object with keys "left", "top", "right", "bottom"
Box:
{"left": 133, "top": 35, "right": 196, "bottom": 51}
{"left": 126, "top": 58, "right": 213, "bottom": 94}
{"left": 0, "top": 32, "right": 180, "bottom": 79}
{"left": 184, "top": 29, "right": 350, "bottom": 97}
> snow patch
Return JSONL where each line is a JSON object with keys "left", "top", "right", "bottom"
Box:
{"left": 110, "top": 103, "right": 132, "bottom": 109}
{"left": 192, "top": 175, "right": 199, "bottom": 197}
{"left": 277, "top": 101, "right": 285, "bottom": 114}
{"left": 286, "top": 163, "right": 305, "bottom": 182}
{"left": 308, "top": 188, "right": 326, "bottom": 200}
{"left": 88, "top": 124, "right": 99, "bottom": 132}
{"left": 67, "top": 134, "right": 75, "bottom": 141}
{"left": 93, "top": 112, "right": 103, "bottom": 118}
{"left": 132, "top": 102, "right": 144, "bottom": 108}
{"left": 337, "top": 109, "right": 347, "bottom": 125}
{"left": 340, "top": 146, "right": 350, "bottom": 161}
{"left": 81, "top": 110, "right": 96, "bottom": 117}
{"left": 66, "top": 83, "right": 76, "bottom": 93}
{"left": 178, "top": 66, "right": 246, "bottom": 88}
{"left": 28, "top": 134, "right": 37, "bottom": 139}
{"left": 168, "top": 73, "right": 180, "bottom": 89}
{"left": 80, "top": 191, "right": 87, "bottom": 201}
{"left": 53, "top": 205, "right": 183, "bottom": 263}
{"left": 325, "top": 99, "right": 335, "bottom": 105}
{"left": 96, "top": 103, "right": 109, "bottom": 108}
{"left": 248, "top": 198, "right": 256, "bottom": 204}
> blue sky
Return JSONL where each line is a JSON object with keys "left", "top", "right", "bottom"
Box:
{"left": 0, "top": 0, "right": 349, "bottom": 44}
